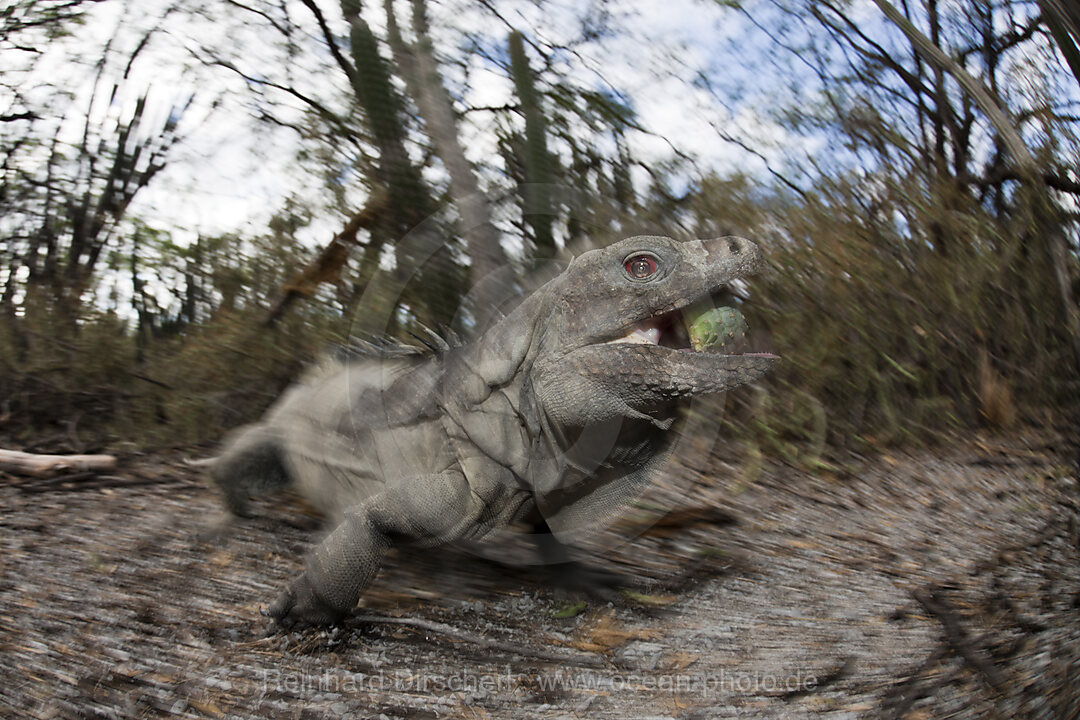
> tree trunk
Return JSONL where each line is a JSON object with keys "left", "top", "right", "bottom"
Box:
{"left": 871, "top": 0, "right": 1080, "bottom": 371}
{"left": 383, "top": 0, "right": 516, "bottom": 327}
{"left": 1039, "top": 0, "right": 1080, "bottom": 86}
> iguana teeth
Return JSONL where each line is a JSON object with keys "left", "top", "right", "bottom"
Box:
{"left": 610, "top": 323, "right": 661, "bottom": 345}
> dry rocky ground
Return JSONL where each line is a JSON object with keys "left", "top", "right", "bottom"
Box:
{"left": 0, "top": 429, "right": 1077, "bottom": 719}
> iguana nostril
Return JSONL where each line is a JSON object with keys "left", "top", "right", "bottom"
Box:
{"left": 728, "top": 238, "right": 741, "bottom": 254}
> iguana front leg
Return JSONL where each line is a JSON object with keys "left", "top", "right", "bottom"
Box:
{"left": 267, "top": 470, "right": 498, "bottom": 629}
{"left": 529, "top": 519, "right": 632, "bottom": 599}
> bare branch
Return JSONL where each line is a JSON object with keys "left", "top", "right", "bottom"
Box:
{"left": 297, "top": 0, "right": 357, "bottom": 86}
{"left": 869, "top": 0, "right": 1036, "bottom": 173}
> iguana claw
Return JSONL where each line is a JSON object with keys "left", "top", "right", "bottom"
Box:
{"left": 265, "top": 573, "right": 345, "bottom": 630}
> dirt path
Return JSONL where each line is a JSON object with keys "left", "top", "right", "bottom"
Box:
{"left": 0, "top": 432, "right": 1077, "bottom": 719}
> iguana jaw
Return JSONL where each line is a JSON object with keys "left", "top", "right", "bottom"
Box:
{"left": 546, "top": 300, "right": 777, "bottom": 417}
{"left": 597, "top": 238, "right": 779, "bottom": 397}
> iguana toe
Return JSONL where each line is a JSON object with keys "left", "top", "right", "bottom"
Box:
{"left": 265, "top": 573, "right": 346, "bottom": 630}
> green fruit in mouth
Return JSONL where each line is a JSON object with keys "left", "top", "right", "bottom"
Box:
{"left": 686, "top": 305, "right": 748, "bottom": 353}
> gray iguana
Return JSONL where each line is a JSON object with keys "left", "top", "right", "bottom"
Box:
{"left": 209, "top": 235, "right": 778, "bottom": 628}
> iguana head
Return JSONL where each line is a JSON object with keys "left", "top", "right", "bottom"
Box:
{"left": 553, "top": 235, "right": 763, "bottom": 344}
{"left": 530, "top": 235, "right": 778, "bottom": 429}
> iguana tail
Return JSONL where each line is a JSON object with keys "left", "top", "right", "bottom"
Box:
{"left": 209, "top": 425, "right": 293, "bottom": 518}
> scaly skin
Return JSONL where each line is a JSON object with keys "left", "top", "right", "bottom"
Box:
{"left": 210, "top": 235, "right": 779, "bottom": 628}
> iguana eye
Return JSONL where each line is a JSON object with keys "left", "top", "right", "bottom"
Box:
{"left": 624, "top": 253, "right": 659, "bottom": 280}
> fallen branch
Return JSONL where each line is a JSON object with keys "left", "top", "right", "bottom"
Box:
{"left": 777, "top": 656, "right": 854, "bottom": 699}
{"left": 974, "top": 517, "right": 1061, "bottom": 574}
{"left": 616, "top": 504, "right": 739, "bottom": 538}
{"left": 0, "top": 449, "right": 117, "bottom": 478}
{"left": 879, "top": 645, "right": 952, "bottom": 720}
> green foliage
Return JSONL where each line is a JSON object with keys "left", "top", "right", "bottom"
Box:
{"left": 145, "top": 308, "right": 337, "bottom": 445}
{"left": 0, "top": 298, "right": 135, "bottom": 445}
{"left": 0, "top": 211, "right": 349, "bottom": 449}
{"left": 0, "top": 0, "right": 95, "bottom": 43}
{"left": 0, "top": 301, "right": 346, "bottom": 450}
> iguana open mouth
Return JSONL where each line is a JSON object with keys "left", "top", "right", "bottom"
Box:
{"left": 609, "top": 304, "right": 776, "bottom": 358}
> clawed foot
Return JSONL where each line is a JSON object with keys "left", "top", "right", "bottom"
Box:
{"left": 264, "top": 573, "right": 347, "bottom": 631}
{"left": 548, "top": 560, "right": 633, "bottom": 603}
{"left": 195, "top": 513, "right": 239, "bottom": 544}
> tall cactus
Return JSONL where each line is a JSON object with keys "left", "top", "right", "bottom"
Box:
{"left": 339, "top": 0, "right": 429, "bottom": 225}
{"left": 336, "top": 0, "right": 470, "bottom": 330}
{"left": 508, "top": 30, "right": 555, "bottom": 261}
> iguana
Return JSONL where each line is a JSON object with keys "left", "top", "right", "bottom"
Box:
{"left": 209, "top": 235, "right": 778, "bottom": 628}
